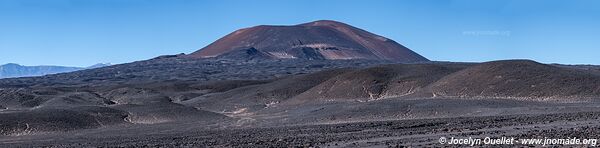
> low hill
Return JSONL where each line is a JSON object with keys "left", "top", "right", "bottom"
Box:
{"left": 290, "top": 64, "right": 467, "bottom": 103}
{"left": 430, "top": 60, "right": 600, "bottom": 99}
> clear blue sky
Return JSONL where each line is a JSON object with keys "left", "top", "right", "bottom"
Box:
{"left": 1, "top": 0, "right": 599, "bottom": 67}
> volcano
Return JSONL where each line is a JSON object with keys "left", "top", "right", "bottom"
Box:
{"left": 189, "top": 20, "right": 429, "bottom": 62}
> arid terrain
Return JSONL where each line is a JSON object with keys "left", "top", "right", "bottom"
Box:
{"left": 2, "top": 57, "right": 600, "bottom": 147}
{"left": 2, "top": 20, "right": 600, "bottom": 147}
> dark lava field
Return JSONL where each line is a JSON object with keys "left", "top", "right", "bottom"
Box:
{"left": 1, "top": 56, "right": 600, "bottom": 147}
{"left": 2, "top": 20, "right": 600, "bottom": 147}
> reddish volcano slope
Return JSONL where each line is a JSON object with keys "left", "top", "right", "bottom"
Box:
{"left": 190, "top": 20, "right": 428, "bottom": 62}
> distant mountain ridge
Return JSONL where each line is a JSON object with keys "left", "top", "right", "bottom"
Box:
{"left": 0, "top": 63, "right": 111, "bottom": 79}
{"left": 87, "top": 63, "right": 112, "bottom": 69}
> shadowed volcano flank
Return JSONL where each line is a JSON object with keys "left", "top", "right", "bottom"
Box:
{"left": 190, "top": 20, "right": 429, "bottom": 62}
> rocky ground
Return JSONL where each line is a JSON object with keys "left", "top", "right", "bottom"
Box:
{"left": 0, "top": 56, "right": 391, "bottom": 88}
{"left": 3, "top": 110, "right": 600, "bottom": 147}
{"left": 2, "top": 57, "right": 600, "bottom": 147}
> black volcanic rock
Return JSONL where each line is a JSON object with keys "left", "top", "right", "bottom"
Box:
{"left": 216, "top": 47, "right": 274, "bottom": 61}
{"left": 4, "top": 20, "right": 600, "bottom": 141}
{"left": 290, "top": 64, "right": 467, "bottom": 103}
{"left": 3, "top": 57, "right": 600, "bottom": 137}
{"left": 190, "top": 20, "right": 429, "bottom": 62}
{"left": 430, "top": 60, "right": 600, "bottom": 99}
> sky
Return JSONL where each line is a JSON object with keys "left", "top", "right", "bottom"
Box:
{"left": 0, "top": 0, "right": 599, "bottom": 67}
